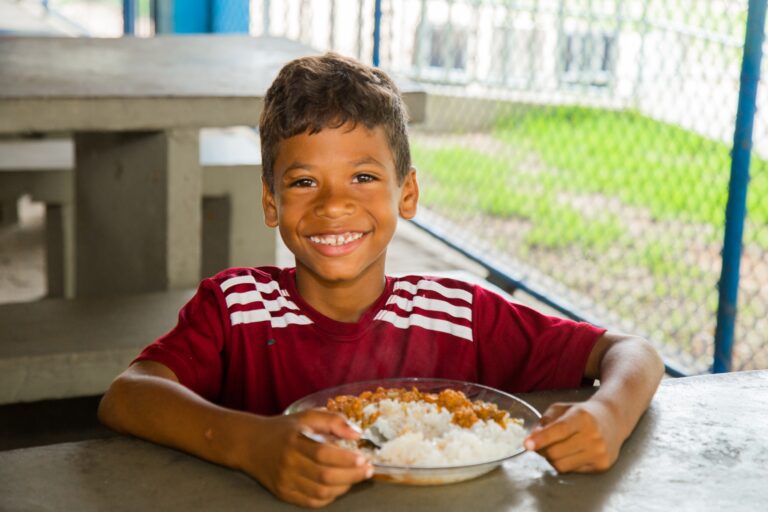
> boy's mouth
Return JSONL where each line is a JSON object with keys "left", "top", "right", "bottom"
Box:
{"left": 308, "top": 231, "right": 365, "bottom": 247}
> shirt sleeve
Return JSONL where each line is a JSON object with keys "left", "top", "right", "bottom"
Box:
{"left": 133, "top": 279, "right": 228, "bottom": 402}
{"left": 473, "top": 285, "right": 606, "bottom": 393}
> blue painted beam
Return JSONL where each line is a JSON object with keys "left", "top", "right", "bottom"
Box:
{"left": 713, "top": 0, "right": 767, "bottom": 373}
{"left": 372, "top": 0, "right": 382, "bottom": 66}
{"left": 171, "top": 0, "right": 249, "bottom": 34}
{"left": 173, "top": 0, "right": 211, "bottom": 33}
{"left": 212, "top": 0, "right": 249, "bottom": 33}
{"left": 123, "top": 0, "right": 136, "bottom": 35}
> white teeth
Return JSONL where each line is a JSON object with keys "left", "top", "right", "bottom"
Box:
{"left": 309, "top": 232, "right": 364, "bottom": 246}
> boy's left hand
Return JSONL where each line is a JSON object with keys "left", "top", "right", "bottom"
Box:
{"left": 523, "top": 400, "right": 624, "bottom": 473}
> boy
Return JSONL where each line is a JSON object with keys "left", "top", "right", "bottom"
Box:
{"left": 98, "top": 53, "right": 664, "bottom": 509}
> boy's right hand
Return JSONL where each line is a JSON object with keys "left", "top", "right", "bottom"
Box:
{"left": 240, "top": 409, "right": 374, "bottom": 508}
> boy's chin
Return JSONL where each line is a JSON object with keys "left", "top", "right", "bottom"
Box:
{"left": 297, "top": 260, "right": 384, "bottom": 284}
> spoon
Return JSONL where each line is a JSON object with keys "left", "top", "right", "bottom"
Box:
{"left": 300, "top": 426, "right": 385, "bottom": 449}
{"left": 360, "top": 425, "right": 386, "bottom": 448}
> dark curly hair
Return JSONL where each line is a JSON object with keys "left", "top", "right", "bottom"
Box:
{"left": 259, "top": 52, "right": 411, "bottom": 192}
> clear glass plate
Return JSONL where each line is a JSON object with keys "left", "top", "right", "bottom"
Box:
{"left": 283, "top": 377, "right": 542, "bottom": 485}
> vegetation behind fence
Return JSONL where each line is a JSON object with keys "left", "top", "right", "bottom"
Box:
{"left": 251, "top": 0, "right": 767, "bottom": 374}
{"left": 34, "top": 0, "right": 768, "bottom": 373}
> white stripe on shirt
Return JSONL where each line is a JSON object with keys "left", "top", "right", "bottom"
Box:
{"left": 225, "top": 290, "right": 299, "bottom": 311}
{"left": 392, "top": 279, "right": 473, "bottom": 304}
{"left": 220, "top": 275, "right": 281, "bottom": 294}
{"left": 385, "top": 295, "right": 472, "bottom": 321}
{"left": 230, "top": 308, "right": 271, "bottom": 325}
{"left": 230, "top": 309, "right": 313, "bottom": 328}
{"left": 374, "top": 310, "right": 473, "bottom": 342}
{"left": 269, "top": 312, "right": 314, "bottom": 328}
{"left": 221, "top": 275, "right": 310, "bottom": 328}
{"left": 220, "top": 275, "right": 256, "bottom": 292}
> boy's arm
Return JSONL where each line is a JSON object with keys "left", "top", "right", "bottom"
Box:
{"left": 98, "top": 361, "right": 373, "bottom": 508}
{"left": 523, "top": 332, "right": 664, "bottom": 472}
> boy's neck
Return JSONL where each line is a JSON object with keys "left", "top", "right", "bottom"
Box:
{"left": 294, "top": 261, "right": 387, "bottom": 323}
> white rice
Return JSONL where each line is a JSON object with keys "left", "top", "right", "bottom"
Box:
{"left": 358, "top": 399, "right": 526, "bottom": 467}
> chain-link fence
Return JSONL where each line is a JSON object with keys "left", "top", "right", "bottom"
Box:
{"left": 16, "top": 0, "right": 765, "bottom": 373}
{"left": 251, "top": 0, "right": 767, "bottom": 375}
{"left": 36, "top": 0, "right": 153, "bottom": 36}
{"left": 29, "top": 0, "right": 246, "bottom": 36}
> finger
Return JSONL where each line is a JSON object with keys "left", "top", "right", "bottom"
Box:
{"left": 276, "top": 459, "right": 358, "bottom": 506}
{"left": 300, "top": 409, "right": 362, "bottom": 440}
{"left": 538, "top": 435, "right": 585, "bottom": 462}
{"left": 293, "top": 473, "right": 352, "bottom": 503}
{"left": 281, "top": 485, "right": 337, "bottom": 509}
{"left": 546, "top": 449, "right": 597, "bottom": 474}
{"left": 298, "top": 435, "right": 369, "bottom": 468}
{"left": 301, "top": 458, "right": 375, "bottom": 486}
{"left": 570, "top": 463, "right": 597, "bottom": 474}
{"left": 538, "top": 403, "right": 572, "bottom": 427}
{"left": 525, "top": 415, "right": 578, "bottom": 451}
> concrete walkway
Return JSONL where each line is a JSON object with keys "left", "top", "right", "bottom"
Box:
{"left": 0, "top": 0, "right": 79, "bottom": 36}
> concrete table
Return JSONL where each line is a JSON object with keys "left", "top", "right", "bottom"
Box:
{"left": 1, "top": 371, "right": 766, "bottom": 511}
{"left": 0, "top": 35, "right": 426, "bottom": 297}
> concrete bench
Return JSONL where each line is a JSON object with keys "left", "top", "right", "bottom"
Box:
{"left": 0, "top": 289, "right": 194, "bottom": 405}
{"left": 0, "top": 127, "right": 275, "bottom": 297}
{"left": 0, "top": 271, "right": 504, "bottom": 405}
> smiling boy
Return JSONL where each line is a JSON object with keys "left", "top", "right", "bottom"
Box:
{"left": 98, "top": 53, "right": 664, "bottom": 508}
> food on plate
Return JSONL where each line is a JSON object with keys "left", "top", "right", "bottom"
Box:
{"left": 326, "top": 386, "right": 526, "bottom": 467}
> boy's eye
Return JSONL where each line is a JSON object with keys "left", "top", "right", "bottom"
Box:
{"left": 353, "top": 173, "right": 377, "bottom": 184}
{"left": 289, "top": 178, "right": 316, "bottom": 188}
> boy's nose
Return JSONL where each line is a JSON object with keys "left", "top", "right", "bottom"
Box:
{"left": 313, "top": 186, "right": 355, "bottom": 219}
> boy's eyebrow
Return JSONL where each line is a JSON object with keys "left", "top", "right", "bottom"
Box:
{"left": 282, "top": 161, "right": 314, "bottom": 174}
{"left": 282, "top": 157, "right": 386, "bottom": 175}
{"left": 350, "top": 156, "right": 386, "bottom": 168}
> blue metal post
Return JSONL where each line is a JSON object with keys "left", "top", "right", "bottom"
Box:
{"left": 372, "top": 0, "right": 382, "bottom": 66}
{"left": 713, "top": 0, "right": 767, "bottom": 373}
{"left": 212, "top": 0, "right": 249, "bottom": 33}
{"left": 173, "top": 0, "right": 211, "bottom": 33}
{"left": 123, "top": 0, "right": 136, "bottom": 35}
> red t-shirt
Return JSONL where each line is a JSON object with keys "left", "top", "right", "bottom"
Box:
{"left": 135, "top": 267, "right": 605, "bottom": 415}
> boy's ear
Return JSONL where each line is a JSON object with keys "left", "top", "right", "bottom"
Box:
{"left": 261, "top": 177, "right": 278, "bottom": 228}
{"left": 398, "top": 168, "right": 419, "bottom": 220}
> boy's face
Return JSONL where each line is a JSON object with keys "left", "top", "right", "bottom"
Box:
{"left": 262, "top": 123, "right": 418, "bottom": 284}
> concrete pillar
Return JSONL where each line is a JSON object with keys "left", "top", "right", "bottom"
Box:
{"left": 201, "top": 196, "right": 230, "bottom": 278}
{"left": 45, "top": 204, "right": 65, "bottom": 297}
{"left": 0, "top": 199, "right": 19, "bottom": 226}
{"left": 74, "top": 130, "right": 201, "bottom": 297}
{"left": 44, "top": 202, "right": 75, "bottom": 298}
{"left": 202, "top": 165, "right": 276, "bottom": 269}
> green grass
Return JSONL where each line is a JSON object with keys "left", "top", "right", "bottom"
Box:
{"left": 412, "top": 144, "right": 625, "bottom": 252}
{"left": 494, "top": 106, "right": 768, "bottom": 227}
{"left": 412, "top": 104, "right": 768, "bottom": 370}
{"left": 414, "top": 106, "right": 768, "bottom": 253}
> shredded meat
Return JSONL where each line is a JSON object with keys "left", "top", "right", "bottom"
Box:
{"left": 326, "top": 386, "right": 511, "bottom": 429}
